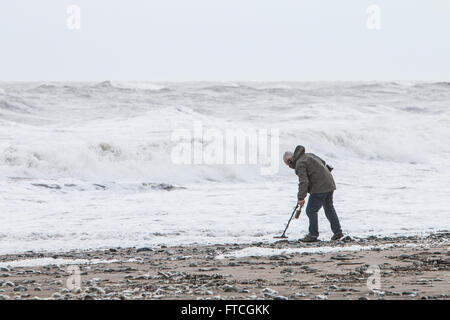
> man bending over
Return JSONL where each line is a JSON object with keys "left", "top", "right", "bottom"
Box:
{"left": 283, "top": 145, "right": 343, "bottom": 242}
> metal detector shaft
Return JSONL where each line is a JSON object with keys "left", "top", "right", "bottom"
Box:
{"left": 275, "top": 204, "right": 299, "bottom": 238}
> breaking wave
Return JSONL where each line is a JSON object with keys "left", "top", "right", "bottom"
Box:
{"left": 92, "top": 80, "right": 168, "bottom": 91}
{"left": 0, "top": 81, "right": 449, "bottom": 183}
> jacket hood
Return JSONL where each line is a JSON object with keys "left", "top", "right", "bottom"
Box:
{"left": 289, "top": 145, "right": 305, "bottom": 169}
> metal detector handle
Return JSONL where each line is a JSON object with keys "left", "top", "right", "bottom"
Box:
{"left": 294, "top": 204, "right": 303, "bottom": 219}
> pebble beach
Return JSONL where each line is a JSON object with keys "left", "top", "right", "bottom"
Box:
{"left": 0, "top": 232, "right": 448, "bottom": 300}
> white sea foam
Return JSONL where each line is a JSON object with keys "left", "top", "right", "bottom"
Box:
{"left": 0, "top": 82, "right": 449, "bottom": 254}
{"left": 0, "top": 257, "right": 137, "bottom": 268}
{"left": 215, "top": 244, "right": 404, "bottom": 259}
{"left": 94, "top": 81, "right": 167, "bottom": 91}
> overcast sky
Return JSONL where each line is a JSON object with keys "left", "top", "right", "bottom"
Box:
{"left": 1, "top": 0, "right": 449, "bottom": 81}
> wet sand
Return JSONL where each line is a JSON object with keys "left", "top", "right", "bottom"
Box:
{"left": 0, "top": 233, "right": 448, "bottom": 300}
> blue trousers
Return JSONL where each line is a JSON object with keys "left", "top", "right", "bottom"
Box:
{"left": 305, "top": 191, "right": 342, "bottom": 237}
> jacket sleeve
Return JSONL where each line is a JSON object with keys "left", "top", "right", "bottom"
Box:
{"left": 295, "top": 163, "right": 309, "bottom": 200}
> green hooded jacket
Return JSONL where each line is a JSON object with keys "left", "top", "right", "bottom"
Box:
{"left": 289, "top": 145, "right": 336, "bottom": 200}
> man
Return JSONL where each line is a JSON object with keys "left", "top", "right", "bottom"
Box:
{"left": 283, "top": 145, "right": 343, "bottom": 242}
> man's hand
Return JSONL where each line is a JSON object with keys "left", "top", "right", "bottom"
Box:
{"left": 298, "top": 199, "right": 305, "bottom": 207}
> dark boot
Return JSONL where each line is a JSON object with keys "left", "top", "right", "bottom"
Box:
{"left": 331, "top": 232, "right": 344, "bottom": 241}
{"left": 300, "top": 234, "right": 318, "bottom": 243}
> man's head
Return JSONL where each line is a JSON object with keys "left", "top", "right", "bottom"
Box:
{"left": 283, "top": 151, "right": 294, "bottom": 167}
